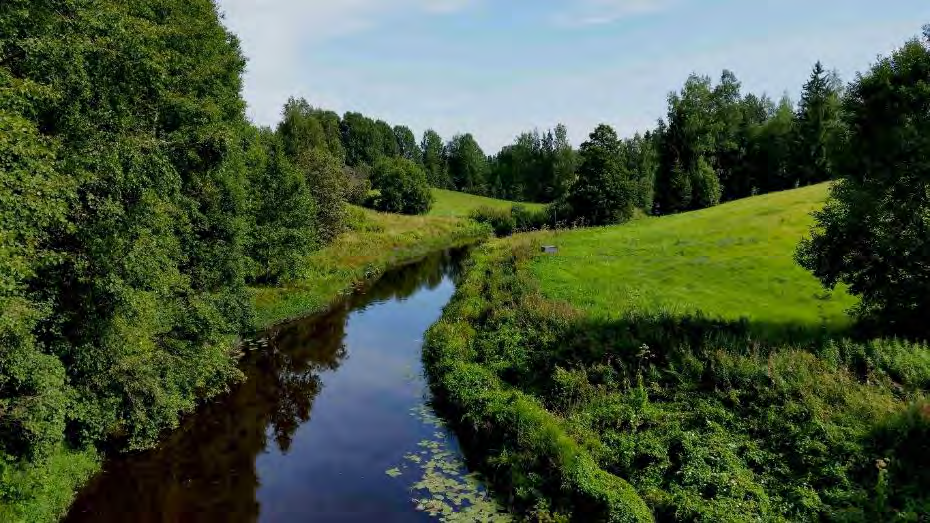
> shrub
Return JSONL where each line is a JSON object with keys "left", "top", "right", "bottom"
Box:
{"left": 369, "top": 157, "right": 434, "bottom": 215}
{"left": 470, "top": 206, "right": 516, "bottom": 237}
{"left": 344, "top": 164, "right": 372, "bottom": 206}
{"left": 512, "top": 204, "right": 550, "bottom": 232}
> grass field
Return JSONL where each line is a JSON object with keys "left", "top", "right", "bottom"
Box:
{"left": 424, "top": 183, "right": 930, "bottom": 521}
{"left": 530, "top": 183, "right": 857, "bottom": 329}
{"left": 252, "top": 206, "right": 489, "bottom": 327}
{"left": 429, "top": 188, "right": 546, "bottom": 218}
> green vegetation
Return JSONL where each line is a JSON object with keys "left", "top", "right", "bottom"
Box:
{"left": 798, "top": 29, "right": 930, "bottom": 335}
{"left": 3, "top": 0, "right": 927, "bottom": 520}
{"left": 534, "top": 184, "right": 857, "bottom": 330}
{"left": 369, "top": 157, "right": 434, "bottom": 215}
{"left": 0, "top": 447, "right": 99, "bottom": 523}
{"left": 0, "top": 2, "right": 488, "bottom": 519}
{"left": 251, "top": 208, "right": 488, "bottom": 328}
{"left": 426, "top": 185, "right": 929, "bottom": 521}
{"left": 430, "top": 189, "right": 546, "bottom": 218}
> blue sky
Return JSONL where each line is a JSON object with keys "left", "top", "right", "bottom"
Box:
{"left": 216, "top": 0, "right": 930, "bottom": 152}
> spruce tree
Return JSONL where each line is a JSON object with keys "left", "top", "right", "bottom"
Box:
{"left": 792, "top": 62, "right": 843, "bottom": 186}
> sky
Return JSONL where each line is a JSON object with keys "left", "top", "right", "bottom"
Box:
{"left": 215, "top": 0, "right": 930, "bottom": 153}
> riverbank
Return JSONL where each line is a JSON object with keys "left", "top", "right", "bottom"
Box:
{"left": 5, "top": 207, "right": 488, "bottom": 523}
{"left": 251, "top": 207, "right": 490, "bottom": 328}
{"left": 424, "top": 186, "right": 930, "bottom": 521}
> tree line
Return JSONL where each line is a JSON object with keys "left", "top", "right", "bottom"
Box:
{"left": 271, "top": 60, "right": 845, "bottom": 225}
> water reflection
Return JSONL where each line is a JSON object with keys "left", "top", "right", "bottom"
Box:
{"left": 66, "top": 248, "right": 469, "bottom": 523}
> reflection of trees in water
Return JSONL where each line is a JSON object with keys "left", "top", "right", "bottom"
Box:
{"left": 351, "top": 247, "right": 469, "bottom": 308}
{"left": 65, "top": 247, "right": 470, "bottom": 523}
{"left": 66, "top": 302, "right": 351, "bottom": 523}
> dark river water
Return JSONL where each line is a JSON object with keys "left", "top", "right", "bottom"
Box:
{"left": 65, "top": 248, "right": 505, "bottom": 523}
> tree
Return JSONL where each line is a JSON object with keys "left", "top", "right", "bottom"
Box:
{"left": 655, "top": 75, "right": 717, "bottom": 213}
{"left": 297, "top": 148, "right": 348, "bottom": 243}
{"left": 341, "top": 112, "right": 381, "bottom": 167}
{"left": 421, "top": 130, "right": 450, "bottom": 188}
{"left": 747, "top": 96, "right": 795, "bottom": 194}
{"left": 316, "top": 109, "right": 346, "bottom": 162}
{"left": 621, "top": 132, "right": 659, "bottom": 212}
{"left": 394, "top": 125, "right": 422, "bottom": 164}
{"left": 690, "top": 156, "right": 722, "bottom": 208}
{"left": 550, "top": 124, "right": 577, "bottom": 202}
{"left": 446, "top": 133, "right": 489, "bottom": 195}
{"left": 567, "top": 124, "right": 635, "bottom": 226}
{"left": 0, "top": 70, "right": 71, "bottom": 461}
{"left": 797, "top": 29, "right": 930, "bottom": 334}
{"left": 1, "top": 0, "right": 250, "bottom": 459}
{"left": 791, "top": 62, "right": 844, "bottom": 187}
{"left": 370, "top": 157, "right": 434, "bottom": 215}
{"left": 242, "top": 128, "right": 318, "bottom": 283}
{"left": 374, "top": 119, "right": 399, "bottom": 158}
{"left": 278, "top": 98, "right": 327, "bottom": 159}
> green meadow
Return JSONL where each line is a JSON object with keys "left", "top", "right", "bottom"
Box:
{"left": 429, "top": 188, "right": 547, "bottom": 218}
{"left": 530, "top": 183, "right": 857, "bottom": 329}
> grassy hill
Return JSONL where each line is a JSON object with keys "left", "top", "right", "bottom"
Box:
{"left": 429, "top": 188, "right": 546, "bottom": 218}
{"left": 425, "top": 184, "right": 930, "bottom": 521}
{"left": 530, "top": 183, "right": 857, "bottom": 330}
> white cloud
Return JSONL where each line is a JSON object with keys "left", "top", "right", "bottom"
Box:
{"left": 215, "top": 0, "right": 477, "bottom": 126}
{"left": 554, "top": 0, "right": 677, "bottom": 27}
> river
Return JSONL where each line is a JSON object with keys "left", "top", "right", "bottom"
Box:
{"left": 65, "top": 248, "right": 507, "bottom": 522}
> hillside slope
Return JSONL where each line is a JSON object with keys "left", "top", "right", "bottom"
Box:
{"left": 532, "top": 183, "right": 857, "bottom": 329}
{"left": 429, "top": 188, "right": 546, "bottom": 217}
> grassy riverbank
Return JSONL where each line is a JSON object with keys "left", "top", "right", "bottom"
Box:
{"left": 425, "top": 185, "right": 930, "bottom": 521}
{"left": 252, "top": 206, "right": 489, "bottom": 328}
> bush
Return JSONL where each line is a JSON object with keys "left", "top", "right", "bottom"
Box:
{"left": 512, "top": 204, "right": 550, "bottom": 232}
{"left": 344, "top": 164, "right": 372, "bottom": 206}
{"left": 470, "top": 206, "right": 516, "bottom": 237}
{"left": 369, "top": 157, "right": 434, "bottom": 215}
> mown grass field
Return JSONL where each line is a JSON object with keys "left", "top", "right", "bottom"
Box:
{"left": 424, "top": 184, "right": 930, "bottom": 521}
{"left": 429, "top": 188, "right": 547, "bottom": 218}
{"left": 531, "top": 183, "right": 857, "bottom": 330}
{"left": 251, "top": 206, "right": 489, "bottom": 327}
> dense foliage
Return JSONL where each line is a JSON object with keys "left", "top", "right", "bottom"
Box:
{"left": 0, "top": 1, "right": 354, "bottom": 518}
{"left": 370, "top": 157, "right": 434, "bottom": 215}
{"left": 798, "top": 28, "right": 930, "bottom": 336}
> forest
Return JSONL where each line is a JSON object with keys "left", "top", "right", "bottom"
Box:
{"left": 2, "top": 0, "right": 929, "bottom": 521}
